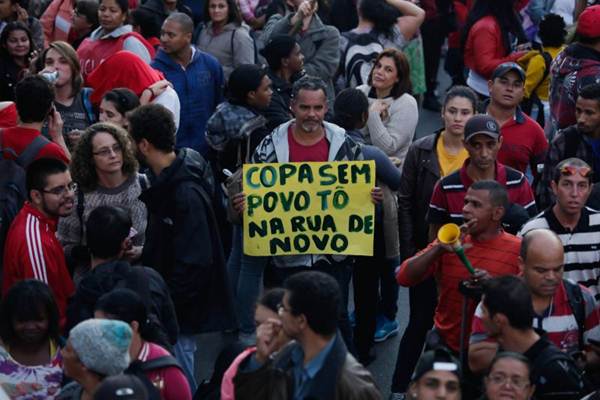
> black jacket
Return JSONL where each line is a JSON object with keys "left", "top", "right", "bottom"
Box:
{"left": 264, "top": 70, "right": 293, "bottom": 131}
{"left": 139, "top": 0, "right": 193, "bottom": 31}
{"left": 140, "top": 148, "right": 236, "bottom": 334}
{"left": 0, "top": 56, "right": 21, "bottom": 102}
{"left": 65, "top": 260, "right": 179, "bottom": 346}
{"left": 398, "top": 130, "right": 442, "bottom": 260}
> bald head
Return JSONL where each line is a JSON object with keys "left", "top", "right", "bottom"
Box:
{"left": 520, "top": 229, "right": 564, "bottom": 262}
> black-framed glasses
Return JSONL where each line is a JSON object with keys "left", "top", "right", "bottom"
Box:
{"left": 92, "top": 143, "right": 122, "bottom": 157}
{"left": 42, "top": 182, "right": 78, "bottom": 196}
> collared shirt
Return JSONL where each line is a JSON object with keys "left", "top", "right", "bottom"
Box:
{"left": 290, "top": 336, "right": 336, "bottom": 399}
{"left": 520, "top": 206, "right": 600, "bottom": 299}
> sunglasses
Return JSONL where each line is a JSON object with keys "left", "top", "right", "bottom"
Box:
{"left": 560, "top": 165, "right": 592, "bottom": 178}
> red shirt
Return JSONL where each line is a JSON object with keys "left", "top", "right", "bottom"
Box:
{"left": 0, "top": 102, "right": 18, "bottom": 128}
{"left": 1, "top": 127, "right": 69, "bottom": 164}
{"left": 288, "top": 125, "right": 329, "bottom": 162}
{"left": 496, "top": 110, "right": 548, "bottom": 176}
{"left": 2, "top": 203, "right": 75, "bottom": 329}
{"left": 138, "top": 342, "right": 192, "bottom": 400}
{"left": 471, "top": 281, "right": 600, "bottom": 354}
{"left": 396, "top": 231, "right": 521, "bottom": 351}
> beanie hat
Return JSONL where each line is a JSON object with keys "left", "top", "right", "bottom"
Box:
{"left": 260, "top": 34, "right": 297, "bottom": 69}
{"left": 70, "top": 319, "right": 133, "bottom": 377}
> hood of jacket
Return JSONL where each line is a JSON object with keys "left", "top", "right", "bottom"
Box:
{"left": 206, "top": 101, "right": 264, "bottom": 151}
{"left": 89, "top": 24, "right": 134, "bottom": 40}
{"left": 145, "top": 148, "right": 215, "bottom": 197}
{"left": 77, "top": 260, "right": 132, "bottom": 303}
{"left": 267, "top": 119, "right": 350, "bottom": 162}
{"left": 555, "top": 43, "right": 600, "bottom": 78}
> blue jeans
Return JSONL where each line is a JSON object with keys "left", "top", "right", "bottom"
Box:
{"left": 173, "top": 334, "right": 198, "bottom": 391}
{"left": 227, "top": 225, "right": 269, "bottom": 334}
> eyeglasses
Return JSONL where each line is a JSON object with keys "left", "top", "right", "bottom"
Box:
{"left": 92, "top": 143, "right": 122, "bottom": 157}
{"left": 487, "top": 373, "right": 530, "bottom": 390}
{"left": 42, "top": 182, "right": 78, "bottom": 197}
{"left": 561, "top": 165, "right": 592, "bottom": 178}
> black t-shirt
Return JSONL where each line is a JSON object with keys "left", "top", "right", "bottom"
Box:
{"left": 55, "top": 91, "right": 89, "bottom": 134}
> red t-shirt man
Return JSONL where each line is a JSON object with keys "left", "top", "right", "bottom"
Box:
{"left": 1, "top": 126, "right": 69, "bottom": 164}
{"left": 396, "top": 231, "right": 521, "bottom": 352}
{"left": 288, "top": 125, "right": 330, "bottom": 162}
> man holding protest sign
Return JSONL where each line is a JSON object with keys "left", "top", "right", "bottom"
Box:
{"left": 233, "top": 75, "right": 382, "bottom": 352}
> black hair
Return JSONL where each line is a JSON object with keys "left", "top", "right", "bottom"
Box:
{"left": 443, "top": 85, "right": 479, "bottom": 112}
{"left": 461, "top": 0, "right": 527, "bottom": 56}
{"left": 579, "top": 82, "right": 600, "bottom": 105}
{"left": 76, "top": 0, "right": 100, "bottom": 27}
{"left": 95, "top": 288, "right": 163, "bottom": 344}
{"left": 130, "top": 7, "right": 161, "bottom": 38}
{"left": 128, "top": 104, "right": 176, "bottom": 152}
{"left": 358, "top": 0, "right": 400, "bottom": 38}
{"left": 0, "top": 21, "right": 34, "bottom": 60}
{"left": 261, "top": 34, "right": 297, "bottom": 71}
{"left": 291, "top": 75, "right": 328, "bottom": 102}
{"left": 284, "top": 271, "right": 340, "bottom": 336}
{"left": 482, "top": 276, "right": 534, "bottom": 331}
{"left": 15, "top": 75, "right": 54, "bottom": 123}
{"left": 26, "top": 158, "right": 68, "bottom": 199}
{"left": 103, "top": 88, "right": 140, "bottom": 116}
{"left": 332, "top": 88, "right": 369, "bottom": 130}
{"left": 538, "top": 13, "right": 566, "bottom": 48}
{"left": 0, "top": 280, "right": 61, "bottom": 345}
{"left": 227, "top": 64, "right": 268, "bottom": 104}
{"left": 258, "top": 288, "right": 285, "bottom": 313}
{"left": 470, "top": 180, "right": 509, "bottom": 209}
{"left": 164, "top": 12, "right": 194, "bottom": 34}
{"left": 86, "top": 206, "right": 132, "bottom": 259}
{"left": 486, "top": 351, "right": 532, "bottom": 381}
{"left": 100, "top": 0, "right": 128, "bottom": 13}
{"left": 552, "top": 157, "right": 593, "bottom": 184}
{"left": 203, "top": 0, "right": 242, "bottom": 25}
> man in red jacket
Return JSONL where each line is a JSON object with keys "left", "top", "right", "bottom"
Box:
{"left": 2, "top": 158, "right": 76, "bottom": 329}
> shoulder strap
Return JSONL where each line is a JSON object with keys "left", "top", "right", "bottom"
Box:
{"left": 528, "top": 50, "right": 553, "bottom": 99}
{"left": 15, "top": 135, "right": 50, "bottom": 167}
{"left": 564, "top": 279, "right": 586, "bottom": 349}
{"left": 140, "top": 354, "right": 182, "bottom": 372}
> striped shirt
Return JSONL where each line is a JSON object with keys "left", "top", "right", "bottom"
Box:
{"left": 519, "top": 207, "right": 600, "bottom": 299}
{"left": 471, "top": 281, "right": 600, "bottom": 354}
{"left": 428, "top": 160, "right": 537, "bottom": 226}
{"left": 397, "top": 231, "right": 521, "bottom": 352}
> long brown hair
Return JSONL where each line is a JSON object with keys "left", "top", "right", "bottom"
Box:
{"left": 40, "top": 41, "right": 83, "bottom": 95}
{"left": 368, "top": 48, "right": 412, "bottom": 99}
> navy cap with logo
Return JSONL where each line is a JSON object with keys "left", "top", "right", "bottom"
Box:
{"left": 464, "top": 114, "right": 501, "bottom": 143}
{"left": 491, "top": 62, "right": 526, "bottom": 81}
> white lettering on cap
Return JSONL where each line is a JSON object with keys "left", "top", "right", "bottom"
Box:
{"left": 433, "top": 362, "right": 458, "bottom": 372}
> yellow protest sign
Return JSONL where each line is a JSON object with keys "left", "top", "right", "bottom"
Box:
{"left": 243, "top": 161, "right": 375, "bottom": 256}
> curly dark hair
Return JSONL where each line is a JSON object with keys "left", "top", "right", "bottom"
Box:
{"left": 71, "top": 122, "right": 139, "bottom": 192}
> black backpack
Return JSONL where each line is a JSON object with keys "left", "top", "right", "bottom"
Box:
{"left": 0, "top": 132, "right": 49, "bottom": 280}
{"left": 125, "top": 355, "right": 183, "bottom": 400}
{"left": 530, "top": 341, "right": 587, "bottom": 399}
{"left": 339, "top": 31, "right": 384, "bottom": 89}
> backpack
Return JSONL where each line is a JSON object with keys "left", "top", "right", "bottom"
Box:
{"left": 520, "top": 49, "right": 552, "bottom": 127}
{"left": 125, "top": 355, "right": 183, "bottom": 400}
{"left": 80, "top": 88, "right": 96, "bottom": 125}
{"left": 564, "top": 279, "right": 586, "bottom": 351}
{"left": 0, "top": 132, "right": 49, "bottom": 279}
{"left": 339, "top": 31, "right": 384, "bottom": 89}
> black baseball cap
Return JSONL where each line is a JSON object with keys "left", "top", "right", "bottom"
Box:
{"left": 411, "top": 348, "right": 462, "bottom": 382}
{"left": 491, "top": 62, "right": 526, "bottom": 81}
{"left": 464, "top": 115, "right": 501, "bottom": 143}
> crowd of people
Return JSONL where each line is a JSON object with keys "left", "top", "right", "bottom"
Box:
{"left": 3, "top": 0, "right": 600, "bottom": 399}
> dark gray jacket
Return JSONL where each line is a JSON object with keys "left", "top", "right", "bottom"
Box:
{"left": 398, "top": 130, "right": 442, "bottom": 261}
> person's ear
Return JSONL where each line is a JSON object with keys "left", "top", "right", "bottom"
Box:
{"left": 518, "top": 256, "right": 525, "bottom": 276}
{"left": 491, "top": 205, "right": 504, "bottom": 222}
{"left": 130, "top": 320, "right": 140, "bottom": 333}
{"left": 29, "top": 189, "right": 43, "bottom": 207}
{"left": 185, "top": 31, "right": 192, "bottom": 42}
{"left": 550, "top": 180, "right": 558, "bottom": 196}
{"left": 487, "top": 79, "right": 494, "bottom": 93}
{"left": 247, "top": 90, "right": 257, "bottom": 105}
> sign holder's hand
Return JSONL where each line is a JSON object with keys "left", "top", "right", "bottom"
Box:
{"left": 232, "top": 192, "right": 246, "bottom": 215}
{"left": 370, "top": 186, "right": 383, "bottom": 204}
